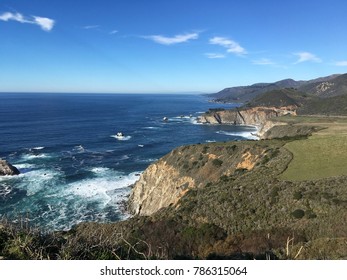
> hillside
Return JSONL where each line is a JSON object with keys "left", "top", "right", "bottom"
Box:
{"left": 299, "top": 73, "right": 347, "bottom": 97}
{"left": 245, "top": 88, "right": 301, "bottom": 108}
{"left": 298, "top": 94, "right": 347, "bottom": 115}
{"left": 210, "top": 79, "right": 305, "bottom": 103}
{"left": 242, "top": 87, "right": 347, "bottom": 115}
{"left": 210, "top": 74, "right": 342, "bottom": 103}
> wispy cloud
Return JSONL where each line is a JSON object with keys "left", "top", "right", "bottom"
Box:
{"left": 143, "top": 32, "right": 199, "bottom": 45}
{"left": 252, "top": 58, "right": 275, "bottom": 65}
{"left": 209, "top": 36, "right": 247, "bottom": 55}
{"left": 83, "top": 25, "right": 100, "bottom": 30}
{"left": 110, "top": 29, "right": 118, "bottom": 35}
{"left": 334, "top": 60, "right": 347, "bottom": 66}
{"left": 0, "top": 11, "right": 55, "bottom": 31}
{"left": 294, "top": 52, "right": 322, "bottom": 64}
{"left": 204, "top": 53, "right": 226, "bottom": 59}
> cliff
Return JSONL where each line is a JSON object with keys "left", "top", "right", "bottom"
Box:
{"left": 129, "top": 141, "right": 271, "bottom": 216}
{"left": 197, "top": 106, "right": 296, "bottom": 138}
{"left": 0, "top": 159, "right": 20, "bottom": 176}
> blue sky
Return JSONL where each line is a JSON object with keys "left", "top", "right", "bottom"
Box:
{"left": 1, "top": 0, "right": 347, "bottom": 93}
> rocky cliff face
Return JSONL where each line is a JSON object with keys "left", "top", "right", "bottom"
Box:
{"left": 197, "top": 106, "right": 296, "bottom": 138}
{"left": 129, "top": 142, "right": 270, "bottom": 216}
{"left": 0, "top": 159, "right": 20, "bottom": 176}
{"left": 129, "top": 160, "right": 195, "bottom": 216}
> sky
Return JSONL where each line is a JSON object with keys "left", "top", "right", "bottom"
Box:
{"left": 1, "top": 0, "right": 347, "bottom": 93}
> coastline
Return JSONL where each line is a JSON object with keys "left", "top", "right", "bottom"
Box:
{"left": 2, "top": 111, "right": 347, "bottom": 259}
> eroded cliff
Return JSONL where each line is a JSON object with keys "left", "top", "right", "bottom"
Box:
{"left": 197, "top": 106, "right": 296, "bottom": 138}
{"left": 129, "top": 141, "right": 271, "bottom": 216}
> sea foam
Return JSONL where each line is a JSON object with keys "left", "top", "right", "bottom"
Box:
{"left": 216, "top": 130, "right": 259, "bottom": 140}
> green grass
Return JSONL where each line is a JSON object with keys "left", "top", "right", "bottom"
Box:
{"left": 272, "top": 115, "right": 347, "bottom": 124}
{"left": 281, "top": 134, "right": 347, "bottom": 181}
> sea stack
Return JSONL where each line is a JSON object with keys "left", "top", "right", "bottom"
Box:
{"left": 0, "top": 159, "right": 20, "bottom": 176}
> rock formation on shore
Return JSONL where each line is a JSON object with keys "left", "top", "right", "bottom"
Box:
{"left": 196, "top": 106, "right": 296, "bottom": 138}
{"left": 0, "top": 159, "right": 20, "bottom": 176}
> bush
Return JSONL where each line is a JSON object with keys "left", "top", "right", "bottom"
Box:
{"left": 202, "top": 146, "right": 209, "bottom": 154}
{"left": 291, "top": 209, "right": 305, "bottom": 219}
{"left": 305, "top": 210, "right": 317, "bottom": 219}
{"left": 212, "top": 159, "right": 223, "bottom": 167}
{"left": 293, "top": 191, "right": 303, "bottom": 200}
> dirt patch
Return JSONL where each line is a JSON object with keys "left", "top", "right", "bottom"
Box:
{"left": 236, "top": 151, "right": 260, "bottom": 170}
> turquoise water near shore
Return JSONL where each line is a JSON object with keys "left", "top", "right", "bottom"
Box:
{"left": 0, "top": 93, "right": 257, "bottom": 230}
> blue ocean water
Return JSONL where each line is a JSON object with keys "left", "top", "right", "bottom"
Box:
{"left": 0, "top": 93, "right": 257, "bottom": 230}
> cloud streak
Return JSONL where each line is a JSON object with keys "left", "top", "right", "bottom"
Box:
{"left": 334, "top": 61, "right": 347, "bottom": 66}
{"left": 294, "top": 52, "right": 322, "bottom": 64}
{"left": 0, "top": 11, "right": 55, "bottom": 31}
{"left": 209, "top": 36, "right": 247, "bottom": 55}
{"left": 83, "top": 25, "right": 100, "bottom": 30}
{"left": 252, "top": 58, "right": 275, "bottom": 65}
{"left": 144, "top": 32, "right": 199, "bottom": 45}
{"left": 204, "top": 53, "right": 226, "bottom": 59}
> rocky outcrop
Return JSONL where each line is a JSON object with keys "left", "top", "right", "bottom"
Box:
{"left": 0, "top": 159, "right": 20, "bottom": 176}
{"left": 197, "top": 106, "right": 296, "bottom": 138}
{"left": 128, "top": 161, "right": 195, "bottom": 216}
{"left": 129, "top": 142, "right": 269, "bottom": 216}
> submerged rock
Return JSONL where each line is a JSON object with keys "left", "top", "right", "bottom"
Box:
{"left": 0, "top": 159, "right": 20, "bottom": 176}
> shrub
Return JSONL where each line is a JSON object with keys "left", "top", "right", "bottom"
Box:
{"left": 293, "top": 191, "right": 303, "bottom": 200}
{"left": 220, "top": 175, "right": 229, "bottom": 182}
{"left": 262, "top": 155, "right": 270, "bottom": 164}
{"left": 202, "top": 146, "right": 209, "bottom": 154}
{"left": 212, "top": 159, "right": 223, "bottom": 167}
{"left": 291, "top": 209, "right": 305, "bottom": 219}
{"left": 305, "top": 210, "right": 317, "bottom": 219}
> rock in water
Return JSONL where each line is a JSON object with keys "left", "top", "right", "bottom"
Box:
{"left": 0, "top": 159, "right": 20, "bottom": 176}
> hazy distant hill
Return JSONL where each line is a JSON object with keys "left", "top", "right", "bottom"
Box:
{"left": 211, "top": 74, "right": 342, "bottom": 103}
{"left": 242, "top": 86, "right": 347, "bottom": 115}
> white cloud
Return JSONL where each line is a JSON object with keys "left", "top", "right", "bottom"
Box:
{"left": 144, "top": 32, "right": 199, "bottom": 45}
{"left": 252, "top": 58, "right": 275, "bottom": 65}
{"left": 204, "top": 53, "right": 226, "bottom": 59}
{"left": 0, "top": 11, "right": 55, "bottom": 31}
{"left": 334, "top": 61, "right": 347, "bottom": 66}
{"left": 209, "top": 36, "right": 247, "bottom": 55}
{"left": 33, "top": 16, "right": 55, "bottom": 31}
{"left": 110, "top": 30, "right": 118, "bottom": 35}
{"left": 294, "top": 52, "right": 322, "bottom": 64}
{"left": 0, "top": 12, "right": 25, "bottom": 22}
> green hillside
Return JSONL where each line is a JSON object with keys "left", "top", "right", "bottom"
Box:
{"left": 246, "top": 88, "right": 301, "bottom": 108}
{"left": 298, "top": 94, "right": 347, "bottom": 115}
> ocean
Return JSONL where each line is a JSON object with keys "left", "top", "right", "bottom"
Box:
{"left": 0, "top": 93, "right": 257, "bottom": 230}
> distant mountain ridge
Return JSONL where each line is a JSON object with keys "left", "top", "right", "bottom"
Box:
{"left": 211, "top": 74, "right": 343, "bottom": 103}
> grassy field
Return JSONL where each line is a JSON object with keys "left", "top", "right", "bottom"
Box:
{"left": 277, "top": 115, "right": 347, "bottom": 181}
